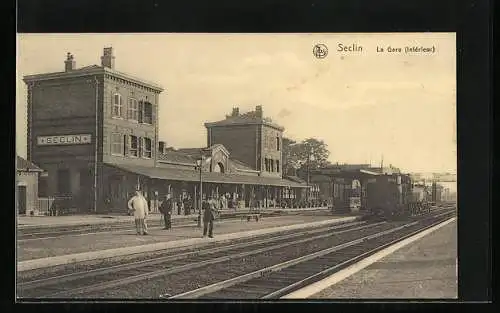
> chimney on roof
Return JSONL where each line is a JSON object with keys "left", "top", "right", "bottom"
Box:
{"left": 64, "top": 52, "right": 76, "bottom": 72}
{"left": 101, "top": 47, "right": 115, "bottom": 69}
{"left": 255, "top": 105, "right": 263, "bottom": 118}
{"left": 231, "top": 107, "right": 239, "bottom": 117}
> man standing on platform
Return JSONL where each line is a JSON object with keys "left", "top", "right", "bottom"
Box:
{"left": 202, "top": 198, "right": 217, "bottom": 238}
{"left": 128, "top": 189, "right": 149, "bottom": 235}
{"left": 159, "top": 193, "right": 173, "bottom": 230}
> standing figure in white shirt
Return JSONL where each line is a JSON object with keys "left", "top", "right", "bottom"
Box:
{"left": 128, "top": 189, "right": 149, "bottom": 235}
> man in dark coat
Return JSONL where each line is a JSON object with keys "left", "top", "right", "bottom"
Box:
{"left": 159, "top": 194, "right": 173, "bottom": 230}
{"left": 202, "top": 199, "right": 217, "bottom": 238}
{"left": 183, "top": 196, "right": 191, "bottom": 215}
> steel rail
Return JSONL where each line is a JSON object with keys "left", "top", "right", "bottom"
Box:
{"left": 169, "top": 211, "right": 454, "bottom": 299}
{"left": 18, "top": 220, "right": 375, "bottom": 297}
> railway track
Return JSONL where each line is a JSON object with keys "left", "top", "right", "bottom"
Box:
{"left": 17, "top": 219, "right": 373, "bottom": 297}
{"left": 17, "top": 209, "right": 454, "bottom": 299}
{"left": 173, "top": 211, "right": 455, "bottom": 299}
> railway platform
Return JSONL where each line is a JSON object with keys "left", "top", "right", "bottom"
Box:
{"left": 285, "top": 218, "right": 457, "bottom": 299}
{"left": 17, "top": 207, "right": 331, "bottom": 229}
{"left": 17, "top": 214, "right": 356, "bottom": 271}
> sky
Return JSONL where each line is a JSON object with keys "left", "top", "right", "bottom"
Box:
{"left": 16, "top": 33, "right": 456, "bottom": 174}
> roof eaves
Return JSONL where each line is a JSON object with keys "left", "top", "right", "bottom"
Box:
{"left": 23, "top": 66, "right": 105, "bottom": 83}
{"left": 103, "top": 67, "right": 164, "bottom": 92}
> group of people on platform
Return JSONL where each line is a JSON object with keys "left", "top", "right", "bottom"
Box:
{"left": 127, "top": 189, "right": 220, "bottom": 238}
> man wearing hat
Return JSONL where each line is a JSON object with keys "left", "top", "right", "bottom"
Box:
{"left": 128, "top": 188, "right": 149, "bottom": 235}
{"left": 159, "top": 193, "right": 173, "bottom": 230}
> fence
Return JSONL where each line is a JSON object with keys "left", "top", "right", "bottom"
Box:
{"left": 37, "top": 196, "right": 74, "bottom": 216}
{"left": 37, "top": 197, "right": 55, "bottom": 215}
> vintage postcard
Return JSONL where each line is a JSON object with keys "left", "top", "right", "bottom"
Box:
{"left": 16, "top": 33, "right": 457, "bottom": 300}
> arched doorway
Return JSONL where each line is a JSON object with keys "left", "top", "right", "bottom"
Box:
{"left": 213, "top": 162, "right": 225, "bottom": 173}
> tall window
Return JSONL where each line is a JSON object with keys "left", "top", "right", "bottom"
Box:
{"left": 57, "top": 169, "right": 71, "bottom": 194}
{"left": 143, "top": 102, "right": 153, "bottom": 124}
{"left": 38, "top": 176, "right": 48, "bottom": 197}
{"left": 276, "top": 160, "right": 280, "bottom": 173}
{"left": 111, "top": 133, "right": 123, "bottom": 155}
{"left": 129, "top": 135, "right": 138, "bottom": 157}
{"left": 276, "top": 136, "right": 280, "bottom": 151}
{"left": 138, "top": 101, "right": 153, "bottom": 124}
{"left": 143, "top": 138, "right": 152, "bottom": 158}
{"left": 270, "top": 159, "right": 275, "bottom": 172}
{"left": 127, "top": 98, "right": 138, "bottom": 121}
{"left": 113, "top": 93, "right": 123, "bottom": 117}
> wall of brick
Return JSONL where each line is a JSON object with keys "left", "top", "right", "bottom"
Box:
{"left": 102, "top": 76, "right": 158, "bottom": 168}
{"left": 30, "top": 77, "right": 97, "bottom": 166}
{"left": 26, "top": 70, "right": 163, "bottom": 212}
{"left": 261, "top": 125, "right": 283, "bottom": 177}
{"left": 208, "top": 125, "right": 258, "bottom": 170}
{"left": 29, "top": 77, "right": 98, "bottom": 205}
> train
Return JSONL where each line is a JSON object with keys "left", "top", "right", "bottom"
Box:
{"left": 362, "top": 173, "right": 433, "bottom": 220}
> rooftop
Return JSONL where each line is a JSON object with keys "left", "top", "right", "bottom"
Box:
{"left": 205, "top": 106, "right": 284, "bottom": 131}
{"left": 107, "top": 163, "right": 305, "bottom": 188}
{"left": 17, "top": 156, "right": 44, "bottom": 172}
{"left": 157, "top": 145, "right": 254, "bottom": 172}
{"left": 22, "top": 48, "right": 164, "bottom": 93}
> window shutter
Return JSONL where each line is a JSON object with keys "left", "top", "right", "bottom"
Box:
{"left": 138, "top": 101, "right": 144, "bottom": 123}
{"left": 112, "top": 93, "right": 116, "bottom": 116}
{"left": 127, "top": 98, "right": 131, "bottom": 119}
{"left": 119, "top": 95, "right": 123, "bottom": 117}
{"left": 151, "top": 103, "right": 156, "bottom": 125}
{"left": 138, "top": 137, "right": 143, "bottom": 158}
{"left": 124, "top": 135, "right": 129, "bottom": 156}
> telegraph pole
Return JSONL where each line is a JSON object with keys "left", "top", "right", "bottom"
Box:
{"left": 306, "top": 149, "right": 310, "bottom": 207}
{"left": 197, "top": 150, "right": 204, "bottom": 228}
{"left": 93, "top": 76, "right": 99, "bottom": 213}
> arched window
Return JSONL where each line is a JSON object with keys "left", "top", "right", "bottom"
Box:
{"left": 213, "top": 162, "right": 225, "bottom": 173}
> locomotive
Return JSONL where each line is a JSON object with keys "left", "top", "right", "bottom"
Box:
{"left": 363, "top": 173, "right": 426, "bottom": 220}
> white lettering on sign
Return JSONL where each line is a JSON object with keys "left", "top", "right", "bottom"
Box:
{"left": 37, "top": 134, "right": 92, "bottom": 146}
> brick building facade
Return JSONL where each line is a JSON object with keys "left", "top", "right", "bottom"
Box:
{"left": 23, "top": 48, "right": 306, "bottom": 213}
{"left": 24, "top": 48, "right": 163, "bottom": 212}
{"left": 205, "top": 106, "right": 283, "bottom": 177}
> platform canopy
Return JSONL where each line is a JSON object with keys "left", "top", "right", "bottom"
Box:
{"left": 310, "top": 167, "right": 381, "bottom": 180}
{"left": 107, "top": 163, "right": 307, "bottom": 188}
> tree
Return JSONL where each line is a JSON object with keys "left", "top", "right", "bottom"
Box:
{"left": 282, "top": 137, "right": 298, "bottom": 176}
{"left": 282, "top": 137, "right": 332, "bottom": 176}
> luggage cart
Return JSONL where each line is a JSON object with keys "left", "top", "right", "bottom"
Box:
{"left": 244, "top": 206, "right": 261, "bottom": 222}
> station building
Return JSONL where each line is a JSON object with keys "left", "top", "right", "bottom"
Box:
{"left": 23, "top": 48, "right": 306, "bottom": 214}
{"left": 16, "top": 156, "right": 45, "bottom": 215}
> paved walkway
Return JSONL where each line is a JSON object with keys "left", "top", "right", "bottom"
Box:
{"left": 305, "top": 219, "right": 457, "bottom": 299}
{"left": 17, "top": 207, "right": 331, "bottom": 229}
